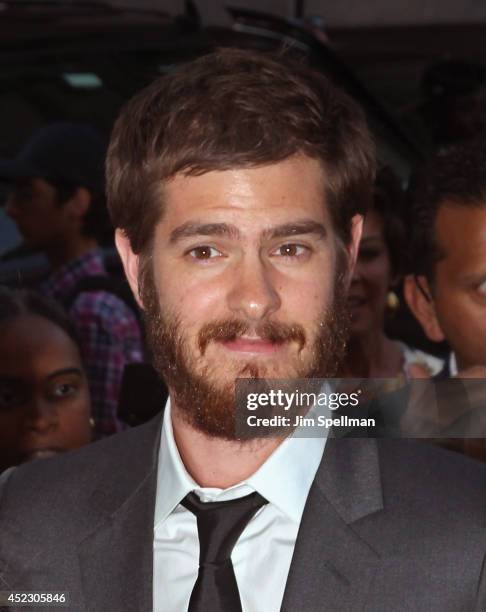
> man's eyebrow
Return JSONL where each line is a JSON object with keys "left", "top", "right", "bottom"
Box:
{"left": 46, "top": 368, "right": 83, "bottom": 381}
{"left": 262, "top": 221, "right": 327, "bottom": 241}
{"left": 169, "top": 222, "right": 241, "bottom": 244}
{"left": 168, "top": 220, "right": 327, "bottom": 244}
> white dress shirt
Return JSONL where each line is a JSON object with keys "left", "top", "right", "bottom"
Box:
{"left": 153, "top": 400, "right": 327, "bottom": 612}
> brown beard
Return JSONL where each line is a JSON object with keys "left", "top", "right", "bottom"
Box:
{"left": 139, "top": 262, "right": 350, "bottom": 441}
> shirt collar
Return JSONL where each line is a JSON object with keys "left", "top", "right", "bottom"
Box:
{"left": 154, "top": 399, "right": 326, "bottom": 527}
{"left": 154, "top": 400, "right": 197, "bottom": 527}
{"left": 244, "top": 423, "right": 326, "bottom": 523}
{"left": 449, "top": 352, "right": 458, "bottom": 376}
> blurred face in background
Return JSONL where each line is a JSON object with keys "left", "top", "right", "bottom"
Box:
{"left": 0, "top": 313, "right": 91, "bottom": 471}
{"left": 408, "top": 203, "right": 486, "bottom": 370}
{"left": 5, "top": 178, "right": 69, "bottom": 249}
{"left": 348, "top": 209, "right": 393, "bottom": 337}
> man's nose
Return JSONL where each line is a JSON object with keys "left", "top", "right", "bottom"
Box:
{"left": 351, "top": 261, "right": 363, "bottom": 284}
{"left": 24, "top": 398, "right": 59, "bottom": 433}
{"left": 226, "top": 256, "right": 281, "bottom": 321}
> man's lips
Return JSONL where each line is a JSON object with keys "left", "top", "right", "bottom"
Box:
{"left": 219, "top": 337, "right": 282, "bottom": 354}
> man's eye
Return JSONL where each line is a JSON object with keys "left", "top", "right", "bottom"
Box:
{"left": 187, "top": 246, "right": 222, "bottom": 260}
{"left": 271, "top": 244, "right": 309, "bottom": 258}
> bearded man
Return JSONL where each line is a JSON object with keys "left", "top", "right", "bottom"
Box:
{"left": 1, "top": 49, "right": 486, "bottom": 612}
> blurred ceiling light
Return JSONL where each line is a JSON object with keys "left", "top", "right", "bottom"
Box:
{"left": 62, "top": 72, "right": 103, "bottom": 89}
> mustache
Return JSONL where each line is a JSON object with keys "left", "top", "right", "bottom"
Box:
{"left": 198, "top": 319, "right": 306, "bottom": 355}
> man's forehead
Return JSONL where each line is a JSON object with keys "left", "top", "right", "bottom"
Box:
{"left": 435, "top": 201, "right": 486, "bottom": 263}
{"left": 436, "top": 202, "right": 486, "bottom": 241}
{"left": 157, "top": 155, "right": 330, "bottom": 228}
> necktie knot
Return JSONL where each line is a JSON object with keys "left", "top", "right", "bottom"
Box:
{"left": 181, "top": 491, "right": 267, "bottom": 566}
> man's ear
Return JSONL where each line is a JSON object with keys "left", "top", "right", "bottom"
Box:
{"left": 403, "top": 275, "right": 445, "bottom": 342}
{"left": 115, "top": 229, "right": 144, "bottom": 309}
{"left": 342, "top": 213, "right": 363, "bottom": 288}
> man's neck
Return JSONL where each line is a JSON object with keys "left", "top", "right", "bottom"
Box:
{"left": 46, "top": 235, "right": 99, "bottom": 270}
{"left": 171, "top": 404, "right": 283, "bottom": 488}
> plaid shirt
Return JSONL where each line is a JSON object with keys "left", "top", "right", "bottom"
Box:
{"left": 40, "top": 249, "right": 144, "bottom": 437}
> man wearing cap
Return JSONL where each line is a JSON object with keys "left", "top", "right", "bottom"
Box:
{"left": 0, "top": 122, "right": 144, "bottom": 437}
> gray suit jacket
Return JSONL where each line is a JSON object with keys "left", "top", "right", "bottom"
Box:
{"left": 1, "top": 414, "right": 486, "bottom": 611}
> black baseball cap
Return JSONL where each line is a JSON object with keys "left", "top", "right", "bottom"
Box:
{"left": 0, "top": 122, "right": 106, "bottom": 193}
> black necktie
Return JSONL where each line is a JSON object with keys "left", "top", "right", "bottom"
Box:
{"left": 181, "top": 491, "right": 268, "bottom": 612}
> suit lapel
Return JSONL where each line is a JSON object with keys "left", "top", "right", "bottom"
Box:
{"left": 281, "top": 438, "right": 384, "bottom": 612}
{"left": 76, "top": 418, "right": 384, "bottom": 610}
{"left": 77, "top": 415, "right": 162, "bottom": 612}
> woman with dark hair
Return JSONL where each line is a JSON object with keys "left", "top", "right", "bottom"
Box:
{"left": 341, "top": 167, "right": 443, "bottom": 379}
{"left": 0, "top": 287, "right": 92, "bottom": 472}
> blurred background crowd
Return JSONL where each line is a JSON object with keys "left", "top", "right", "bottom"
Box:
{"left": 2, "top": 0, "right": 486, "bottom": 470}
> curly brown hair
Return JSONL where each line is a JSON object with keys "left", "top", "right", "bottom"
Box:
{"left": 408, "top": 138, "right": 486, "bottom": 279}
